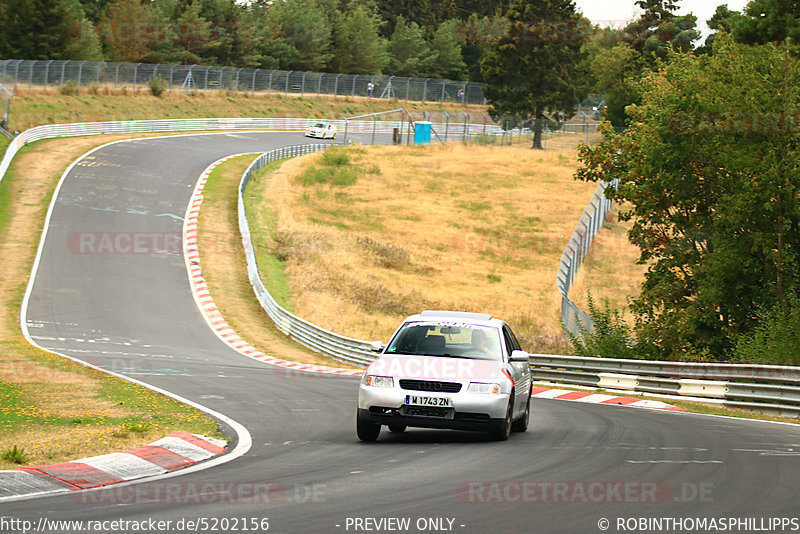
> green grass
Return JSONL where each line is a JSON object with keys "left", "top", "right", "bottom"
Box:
{"left": 244, "top": 161, "right": 295, "bottom": 312}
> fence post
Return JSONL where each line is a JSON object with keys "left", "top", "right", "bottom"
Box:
{"left": 77, "top": 61, "right": 86, "bottom": 87}
{"left": 133, "top": 63, "right": 140, "bottom": 91}
{"left": 268, "top": 70, "right": 273, "bottom": 91}
{"left": 334, "top": 73, "right": 341, "bottom": 98}
{"left": 114, "top": 63, "right": 120, "bottom": 91}
{"left": 422, "top": 78, "right": 430, "bottom": 102}
{"left": 351, "top": 75, "right": 357, "bottom": 96}
{"left": 440, "top": 80, "right": 446, "bottom": 102}
{"left": 252, "top": 69, "right": 258, "bottom": 94}
{"left": 317, "top": 73, "right": 323, "bottom": 96}
{"left": 219, "top": 67, "right": 224, "bottom": 92}
{"left": 285, "top": 70, "right": 292, "bottom": 96}
{"left": 44, "top": 60, "right": 53, "bottom": 90}
{"left": 60, "top": 60, "right": 67, "bottom": 86}
{"left": 301, "top": 72, "right": 306, "bottom": 96}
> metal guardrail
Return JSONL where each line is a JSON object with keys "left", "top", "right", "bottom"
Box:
{"left": 557, "top": 178, "right": 619, "bottom": 337}
{"left": 0, "top": 59, "right": 488, "bottom": 105}
{"left": 2, "top": 117, "right": 796, "bottom": 417}
{"left": 237, "top": 145, "right": 377, "bottom": 367}
{"left": 530, "top": 354, "right": 800, "bottom": 417}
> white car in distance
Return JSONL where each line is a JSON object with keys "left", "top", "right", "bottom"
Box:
{"left": 305, "top": 122, "right": 337, "bottom": 139}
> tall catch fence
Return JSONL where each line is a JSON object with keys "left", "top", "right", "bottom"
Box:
{"left": 0, "top": 60, "right": 487, "bottom": 105}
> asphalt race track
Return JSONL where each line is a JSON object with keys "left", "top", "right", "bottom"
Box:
{"left": 3, "top": 131, "right": 800, "bottom": 534}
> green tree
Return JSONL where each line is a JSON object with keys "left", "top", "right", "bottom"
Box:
{"left": 733, "top": 0, "right": 800, "bottom": 46}
{"left": 590, "top": 43, "right": 645, "bottom": 127}
{"left": 0, "top": 0, "right": 101, "bottom": 60}
{"left": 330, "top": 4, "right": 389, "bottom": 74}
{"left": 429, "top": 18, "right": 467, "bottom": 79}
{"left": 100, "top": 0, "right": 161, "bottom": 62}
{"left": 576, "top": 35, "right": 800, "bottom": 359}
{"left": 480, "top": 0, "right": 589, "bottom": 149}
{"left": 695, "top": 4, "right": 742, "bottom": 55}
{"left": 387, "top": 15, "right": 435, "bottom": 77}
{"left": 269, "top": 0, "right": 333, "bottom": 71}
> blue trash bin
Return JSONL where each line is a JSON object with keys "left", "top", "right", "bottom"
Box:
{"left": 414, "top": 121, "right": 431, "bottom": 145}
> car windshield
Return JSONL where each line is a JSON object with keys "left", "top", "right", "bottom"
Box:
{"left": 385, "top": 322, "right": 502, "bottom": 361}
{"left": 314, "top": 123, "right": 325, "bottom": 128}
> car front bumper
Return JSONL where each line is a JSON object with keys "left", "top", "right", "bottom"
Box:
{"left": 358, "top": 384, "right": 510, "bottom": 431}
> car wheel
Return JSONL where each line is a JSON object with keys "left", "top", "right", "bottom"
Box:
{"left": 489, "top": 395, "right": 513, "bottom": 441}
{"left": 357, "top": 413, "right": 381, "bottom": 442}
{"left": 388, "top": 424, "right": 407, "bottom": 433}
{"left": 332, "top": 133, "right": 337, "bottom": 139}
{"left": 511, "top": 395, "right": 530, "bottom": 432}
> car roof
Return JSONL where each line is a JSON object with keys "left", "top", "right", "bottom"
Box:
{"left": 405, "top": 310, "right": 504, "bottom": 328}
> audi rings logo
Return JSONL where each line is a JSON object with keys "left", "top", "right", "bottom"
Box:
{"left": 418, "top": 381, "right": 443, "bottom": 391}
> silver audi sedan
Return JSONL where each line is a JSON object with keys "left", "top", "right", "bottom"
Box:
{"left": 357, "top": 310, "right": 532, "bottom": 441}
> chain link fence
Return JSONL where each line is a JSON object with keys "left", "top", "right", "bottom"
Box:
{"left": 0, "top": 59, "right": 487, "bottom": 105}
{"left": 557, "top": 179, "right": 619, "bottom": 338}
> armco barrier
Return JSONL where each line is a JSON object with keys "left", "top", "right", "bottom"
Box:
{"left": 3, "top": 118, "right": 797, "bottom": 417}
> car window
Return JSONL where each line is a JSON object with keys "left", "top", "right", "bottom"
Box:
{"left": 502, "top": 325, "right": 521, "bottom": 354}
{"left": 386, "top": 322, "right": 502, "bottom": 360}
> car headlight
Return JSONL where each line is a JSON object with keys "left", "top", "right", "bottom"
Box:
{"left": 467, "top": 382, "right": 501, "bottom": 394}
{"left": 365, "top": 375, "right": 394, "bottom": 388}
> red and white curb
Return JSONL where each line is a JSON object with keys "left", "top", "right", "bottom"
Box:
{"left": 183, "top": 155, "right": 363, "bottom": 378}
{"left": 0, "top": 432, "right": 226, "bottom": 501}
{"left": 531, "top": 387, "right": 684, "bottom": 411}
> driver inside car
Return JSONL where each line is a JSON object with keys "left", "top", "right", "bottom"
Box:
{"left": 471, "top": 328, "right": 499, "bottom": 358}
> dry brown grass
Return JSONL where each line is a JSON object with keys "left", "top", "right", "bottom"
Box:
{"left": 259, "top": 142, "right": 606, "bottom": 353}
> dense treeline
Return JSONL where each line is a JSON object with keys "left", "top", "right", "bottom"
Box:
{"left": 0, "top": 0, "right": 508, "bottom": 80}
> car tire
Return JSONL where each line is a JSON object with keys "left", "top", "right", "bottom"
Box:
{"left": 489, "top": 395, "right": 513, "bottom": 441}
{"left": 388, "top": 424, "right": 407, "bottom": 433}
{"left": 357, "top": 413, "right": 381, "bottom": 442}
{"left": 511, "top": 395, "right": 530, "bottom": 432}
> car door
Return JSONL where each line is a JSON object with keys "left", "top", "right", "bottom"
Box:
{"left": 502, "top": 325, "right": 530, "bottom": 415}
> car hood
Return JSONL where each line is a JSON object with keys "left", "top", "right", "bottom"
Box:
{"left": 367, "top": 354, "right": 503, "bottom": 382}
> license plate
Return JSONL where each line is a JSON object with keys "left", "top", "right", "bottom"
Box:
{"left": 404, "top": 395, "right": 453, "bottom": 407}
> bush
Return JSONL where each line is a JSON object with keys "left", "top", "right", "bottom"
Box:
{"left": 59, "top": 81, "right": 79, "bottom": 96}
{"left": 564, "top": 292, "right": 640, "bottom": 359}
{"left": 149, "top": 76, "right": 168, "bottom": 97}
{"left": 733, "top": 292, "right": 800, "bottom": 366}
{"left": 2, "top": 445, "right": 28, "bottom": 464}
{"left": 322, "top": 148, "right": 351, "bottom": 167}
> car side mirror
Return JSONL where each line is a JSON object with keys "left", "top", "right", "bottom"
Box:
{"left": 510, "top": 350, "right": 530, "bottom": 363}
{"left": 370, "top": 341, "right": 385, "bottom": 353}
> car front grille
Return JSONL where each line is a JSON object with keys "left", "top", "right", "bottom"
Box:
{"left": 399, "top": 379, "right": 462, "bottom": 393}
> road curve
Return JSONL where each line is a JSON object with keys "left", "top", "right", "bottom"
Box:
{"left": 3, "top": 131, "right": 800, "bottom": 534}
